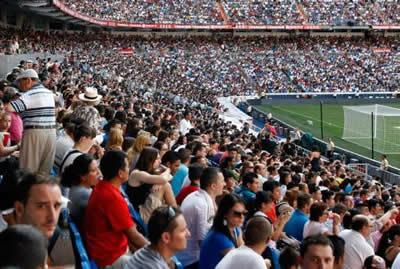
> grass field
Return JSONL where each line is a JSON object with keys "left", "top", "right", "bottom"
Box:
{"left": 256, "top": 104, "right": 400, "bottom": 168}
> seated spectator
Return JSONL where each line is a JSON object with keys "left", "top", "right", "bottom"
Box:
{"left": 2, "top": 87, "right": 22, "bottom": 145}
{"left": 0, "top": 225, "right": 48, "bottom": 269}
{"left": 125, "top": 205, "right": 190, "bottom": 269}
{"left": 216, "top": 216, "right": 272, "bottom": 269}
{"left": 105, "top": 128, "right": 124, "bottom": 151}
{"left": 363, "top": 255, "right": 387, "bottom": 269}
{"left": 376, "top": 224, "right": 400, "bottom": 268}
{"left": 327, "top": 235, "right": 346, "bottom": 269}
{"left": 176, "top": 163, "right": 203, "bottom": 205}
{"left": 199, "top": 194, "right": 245, "bottom": 269}
{"left": 279, "top": 247, "right": 300, "bottom": 269}
{"left": 249, "top": 191, "right": 274, "bottom": 221}
{"left": 263, "top": 180, "right": 281, "bottom": 223}
{"left": 126, "top": 147, "right": 176, "bottom": 223}
{"left": 0, "top": 111, "right": 19, "bottom": 175}
{"left": 61, "top": 153, "right": 100, "bottom": 229}
{"left": 177, "top": 167, "right": 225, "bottom": 268}
{"left": 83, "top": 150, "right": 148, "bottom": 268}
{"left": 303, "top": 202, "right": 340, "bottom": 238}
{"left": 234, "top": 172, "right": 259, "bottom": 206}
{"left": 127, "top": 132, "right": 151, "bottom": 171}
{"left": 170, "top": 148, "right": 191, "bottom": 196}
{"left": 59, "top": 122, "right": 97, "bottom": 174}
{"left": 299, "top": 234, "right": 334, "bottom": 269}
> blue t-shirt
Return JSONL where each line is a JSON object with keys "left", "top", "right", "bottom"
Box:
{"left": 283, "top": 209, "right": 309, "bottom": 241}
{"left": 199, "top": 227, "right": 239, "bottom": 269}
{"left": 234, "top": 185, "right": 256, "bottom": 205}
{"left": 170, "top": 164, "right": 189, "bottom": 196}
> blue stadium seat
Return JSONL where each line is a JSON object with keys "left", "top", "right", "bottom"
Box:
{"left": 61, "top": 209, "right": 99, "bottom": 269}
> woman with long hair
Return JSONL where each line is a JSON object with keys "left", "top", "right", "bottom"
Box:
{"left": 105, "top": 128, "right": 123, "bottom": 151}
{"left": 199, "top": 194, "right": 245, "bottom": 269}
{"left": 61, "top": 154, "right": 100, "bottom": 229}
{"left": 127, "top": 132, "right": 151, "bottom": 171}
{"left": 376, "top": 225, "right": 400, "bottom": 267}
{"left": 126, "top": 147, "right": 176, "bottom": 223}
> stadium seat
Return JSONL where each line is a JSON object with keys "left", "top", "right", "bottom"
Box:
{"left": 61, "top": 210, "right": 99, "bottom": 269}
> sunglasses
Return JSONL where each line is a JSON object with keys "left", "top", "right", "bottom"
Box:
{"left": 233, "top": 210, "right": 248, "bottom": 218}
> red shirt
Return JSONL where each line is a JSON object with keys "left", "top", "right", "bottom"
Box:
{"left": 176, "top": 185, "right": 199, "bottom": 205}
{"left": 83, "top": 180, "right": 134, "bottom": 267}
{"left": 265, "top": 202, "right": 277, "bottom": 224}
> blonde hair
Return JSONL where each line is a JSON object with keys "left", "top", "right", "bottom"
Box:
{"left": 127, "top": 132, "right": 151, "bottom": 163}
{"left": 105, "top": 128, "right": 124, "bottom": 151}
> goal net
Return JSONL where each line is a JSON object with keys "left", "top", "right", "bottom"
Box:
{"left": 342, "top": 105, "right": 400, "bottom": 154}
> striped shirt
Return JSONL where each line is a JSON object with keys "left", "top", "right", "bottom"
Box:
{"left": 11, "top": 83, "right": 56, "bottom": 128}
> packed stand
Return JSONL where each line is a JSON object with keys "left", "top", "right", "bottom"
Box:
{"left": 1, "top": 28, "right": 400, "bottom": 269}
{"left": 62, "top": 0, "right": 224, "bottom": 25}
{"left": 300, "top": 0, "right": 383, "bottom": 25}
{"left": 222, "top": 0, "right": 304, "bottom": 25}
{"left": 375, "top": 0, "right": 400, "bottom": 25}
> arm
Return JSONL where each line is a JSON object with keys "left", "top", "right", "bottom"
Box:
{"left": 0, "top": 142, "right": 19, "bottom": 157}
{"left": 130, "top": 170, "right": 171, "bottom": 185}
{"left": 124, "top": 226, "right": 149, "bottom": 250}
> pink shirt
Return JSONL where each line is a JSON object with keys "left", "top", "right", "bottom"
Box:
{"left": 9, "top": 112, "right": 22, "bottom": 143}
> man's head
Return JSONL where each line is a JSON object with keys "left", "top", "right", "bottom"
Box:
{"left": 200, "top": 167, "right": 225, "bottom": 196}
{"left": 352, "top": 214, "right": 372, "bottom": 237}
{"left": 244, "top": 216, "right": 272, "bottom": 249}
{"left": 242, "top": 172, "right": 259, "bottom": 193}
{"left": 148, "top": 206, "right": 190, "bottom": 254}
{"left": 0, "top": 225, "right": 48, "bottom": 269}
{"left": 188, "top": 163, "right": 204, "bottom": 183}
{"left": 16, "top": 69, "right": 39, "bottom": 92}
{"left": 263, "top": 180, "right": 281, "bottom": 202}
{"left": 297, "top": 192, "right": 312, "bottom": 214}
{"left": 14, "top": 174, "right": 62, "bottom": 238}
{"left": 183, "top": 110, "right": 191, "bottom": 121}
{"left": 100, "top": 150, "right": 129, "bottom": 182}
{"left": 300, "top": 234, "right": 334, "bottom": 269}
{"left": 161, "top": 151, "right": 181, "bottom": 176}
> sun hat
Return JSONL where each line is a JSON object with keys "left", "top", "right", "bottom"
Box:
{"left": 78, "top": 87, "right": 102, "bottom": 103}
{"left": 15, "top": 69, "right": 39, "bottom": 81}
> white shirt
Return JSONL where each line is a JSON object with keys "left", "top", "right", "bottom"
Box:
{"left": 179, "top": 118, "right": 193, "bottom": 135}
{"left": 339, "top": 229, "right": 374, "bottom": 269}
{"left": 216, "top": 245, "right": 266, "bottom": 269}
{"left": 176, "top": 189, "right": 216, "bottom": 266}
{"left": 392, "top": 253, "right": 400, "bottom": 269}
{"left": 303, "top": 221, "right": 329, "bottom": 239}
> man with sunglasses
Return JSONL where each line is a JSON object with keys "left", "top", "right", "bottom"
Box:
{"left": 125, "top": 206, "right": 190, "bottom": 269}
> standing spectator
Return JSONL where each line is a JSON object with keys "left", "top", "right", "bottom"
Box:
{"left": 199, "top": 194, "right": 245, "bottom": 269}
{"left": 7, "top": 69, "right": 56, "bottom": 174}
{"left": 176, "top": 167, "right": 225, "bottom": 268}
{"left": 180, "top": 110, "right": 193, "bottom": 135}
{"left": 83, "top": 150, "right": 148, "bottom": 268}
{"left": 299, "top": 234, "right": 334, "bottom": 269}
{"left": 216, "top": 216, "right": 272, "bottom": 269}
{"left": 125, "top": 206, "right": 190, "bottom": 269}
{"left": 327, "top": 138, "right": 335, "bottom": 159}
{"left": 340, "top": 215, "right": 374, "bottom": 269}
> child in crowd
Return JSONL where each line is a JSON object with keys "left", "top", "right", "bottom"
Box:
{"left": 0, "top": 112, "right": 19, "bottom": 175}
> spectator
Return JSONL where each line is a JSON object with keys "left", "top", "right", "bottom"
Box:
{"left": 279, "top": 247, "right": 300, "bottom": 269}
{"left": 176, "top": 163, "right": 203, "bottom": 205}
{"left": 340, "top": 215, "right": 375, "bottom": 269}
{"left": 176, "top": 167, "right": 225, "bottom": 268}
{"left": 0, "top": 111, "right": 19, "bottom": 175}
{"left": 125, "top": 206, "right": 190, "bottom": 269}
{"left": 284, "top": 192, "right": 312, "bottom": 242}
{"left": 327, "top": 235, "right": 346, "bottom": 269}
{"left": 7, "top": 69, "right": 56, "bottom": 174}
{"left": 2, "top": 87, "right": 22, "bottom": 145}
{"left": 0, "top": 225, "right": 48, "bottom": 269}
{"left": 299, "top": 234, "right": 334, "bottom": 269}
{"left": 171, "top": 148, "right": 191, "bottom": 196}
{"left": 234, "top": 172, "right": 259, "bottom": 206}
{"left": 83, "top": 150, "right": 148, "bottom": 268}
{"left": 216, "top": 216, "right": 273, "bottom": 269}
{"left": 61, "top": 153, "right": 100, "bottom": 229}
{"left": 126, "top": 147, "right": 176, "bottom": 223}
{"left": 303, "top": 202, "right": 340, "bottom": 238}
{"left": 199, "top": 194, "right": 245, "bottom": 269}
{"left": 180, "top": 111, "right": 193, "bottom": 135}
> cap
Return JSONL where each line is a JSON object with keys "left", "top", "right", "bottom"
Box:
{"left": 16, "top": 69, "right": 39, "bottom": 81}
{"left": 3, "top": 87, "right": 20, "bottom": 103}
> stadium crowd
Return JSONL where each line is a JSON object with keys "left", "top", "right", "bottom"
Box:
{"left": 58, "top": 0, "right": 400, "bottom": 25}
{"left": 1, "top": 26, "right": 400, "bottom": 269}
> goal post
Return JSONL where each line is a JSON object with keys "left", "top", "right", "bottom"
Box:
{"left": 342, "top": 105, "right": 400, "bottom": 154}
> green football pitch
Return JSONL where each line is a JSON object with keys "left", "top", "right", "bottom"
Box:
{"left": 256, "top": 104, "right": 400, "bottom": 168}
